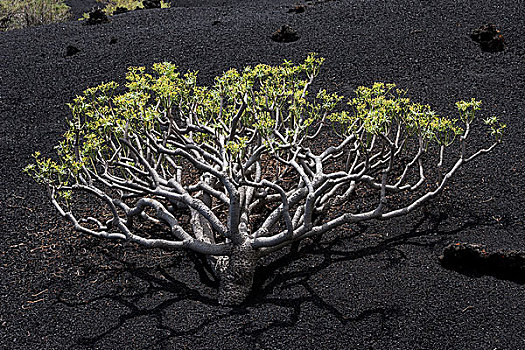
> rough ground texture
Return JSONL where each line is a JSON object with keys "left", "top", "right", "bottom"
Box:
{"left": 1, "top": 0, "right": 524, "bottom": 349}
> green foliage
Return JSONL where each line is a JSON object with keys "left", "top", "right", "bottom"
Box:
{"left": 226, "top": 137, "right": 249, "bottom": 158}
{"left": 330, "top": 83, "right": 454, "bottom": 145}
{"left": 327, "top": 82, "right": 505, "bottom": 147}
{"left": 81, "top": 0, "right": 170, "bottom": 18}
{"left": 484, "top": 115, "right": 506, "bottom": 142}
{"left": 25, "top": 55, "right": 504, "bottom": 193}
{"left": 0, "top": 0, "right": 70, "bottom": 31}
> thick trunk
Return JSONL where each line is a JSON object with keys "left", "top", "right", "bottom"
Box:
{"left": 218, "top": 242, "right": 257, "bottom": 306}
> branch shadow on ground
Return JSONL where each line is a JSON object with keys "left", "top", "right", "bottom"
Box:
{"left": 55, "top": 207, "right": 487, "bottom": 348}
{"left": 56, "top": 257, "right": 225, "bottom": 348}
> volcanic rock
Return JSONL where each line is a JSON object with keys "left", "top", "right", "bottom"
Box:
{"left": 288, "top": 5, "right": 307, "bottom": 13}
{"left": 143, "top": 0, "right": 162, "bottom": 9}
{"left": 113, "top": 7, "right": 129, "bottom": 15}
{"left": 86, "top": 7, "right": 109, "bottom": 25}
{"left": 65, "top": 45, "right": 80, "bottom": 57}
{"left": 440, "top": 242, "right": 525, "bottom": 283}
{"left": 271, "top": 25, "right": 300, "bottom": 43}
{"left": 470, "top": 23, "right": 505, "bottom": 52}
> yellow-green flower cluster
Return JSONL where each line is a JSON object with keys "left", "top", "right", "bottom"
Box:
{"left": 484, "top": 115, "right": 506, "bottom": 142}
{"left": 328, "top": 83, "right": 478, "bottom": 146}
{"left": 225, "top": 137, "right": 249, "bottom": 158}
{"left": 80, "top": 0, "right": 170, "bottom": 18}
{"left": 25, "top": 57, "right": 504, "bottom": 193}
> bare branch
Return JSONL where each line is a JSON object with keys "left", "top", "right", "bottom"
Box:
{"left": 27, "top": 59, "right": 501, "bottom": 305}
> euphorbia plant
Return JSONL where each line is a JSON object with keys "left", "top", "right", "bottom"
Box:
{"left": 25, "top": 55, "right": 504, "bottom": 305}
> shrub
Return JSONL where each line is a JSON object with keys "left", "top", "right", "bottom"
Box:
{"left": 82, "top": 0, "right": 170, "bottom": 17}
{"left": 0, "top": 0, "right": 70, "bottom": 31}
{"left": 25, "top": 55, "right": 504, "bottom": 305}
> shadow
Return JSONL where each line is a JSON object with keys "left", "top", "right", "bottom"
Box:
{"left": 57, "top": 258, "right": 222, "bottom": 348}
{"left": 250, "top": 208, "right": 470, "bottom": 305}
{"left": 54, "top": 206, "right": 487, "bottom": 348}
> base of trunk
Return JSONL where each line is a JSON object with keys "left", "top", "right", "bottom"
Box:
{"left": 218, "top": 243, "right": 257, "bottom": 306}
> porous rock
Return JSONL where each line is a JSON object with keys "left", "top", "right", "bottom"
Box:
{"left": 113, "top": 7, "right": 129, "bottom": 15}
{"left": 65, "top": 45, "right": 80, "bottom": 57}
{"left": 143, "top": 0, "right": 162, "bottom": 9}
{"left": 271, "top": 25, "right": 300, "bottom": 43}
{"left": 470, "top": 23, "right": 505, "bottom": 52}
{"left": 440, "top": 242, "right": 525, "bottom": 283}
{"left": 86, "top": 7, "right": 109, "bottom": 25}
{"left": 288, "top": 5, "right": 307, "bottom": 13}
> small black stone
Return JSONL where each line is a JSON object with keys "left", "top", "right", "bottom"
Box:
{"left": 86, "top": 7, "right": 109, "bottom": 25}
{"left": 113, "top": 7, "right": 129, "bottom": 15}
{"left": 109, "top": 37, "right": 118, "bottom": 45}
{"left": 143, "top": 0, "right": 162, "bottom": 9}
{"left": 288, "top": 5, "right": 306, "bottom": 14}
{"left": 212, "top": 20, "right": 221, "bottom": 26}
{"left": 66, "top": 45, "right": 80, "bottom": 57}
{"left": 271, "top": 25, "right": 300, "bottom": 43}
{"left": 470, "top": 23, "right": 505, "bottom": 52}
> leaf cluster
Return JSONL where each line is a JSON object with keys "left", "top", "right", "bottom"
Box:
{"left": 81, "top": 0, "right": 170, "bottom": 18}
{"left": 328, "top": 82, "right": 472, "bottom": 147}
{"left": 24, "top": 55, "right": 505, "bottom": 195}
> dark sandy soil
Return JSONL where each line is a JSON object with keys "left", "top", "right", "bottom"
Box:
{"left": 1, "top": 0, "right": 524, "bottom": 349}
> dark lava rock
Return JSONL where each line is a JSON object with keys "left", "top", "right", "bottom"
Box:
{"left": 113, "top": 7, "right": 129, "bottom": 15}
{"left": 65, "top": 45, "right": 80, "bottom": 57}
{"left": 440, "top": 242, "right": 525, "bottom": 283}
{"left": 470, "top": 23, "right": 505, "bottom": 52}
{"left": 86, "top": 7, "right": 109, "bottom": 25}
{"left": 271, "top": 25, "right": 300, "bottom": 43}
{"left": 143, "top": 0, "right": 162, "bottom": 9}
{"left": 212, "top": 20, "right": 221, "bottom": 26}
{"left": 288, "top": 5, "right": 307, "bottom": 13}
{"left": 109, "top": 37, "right": 118, "bottom": 45}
